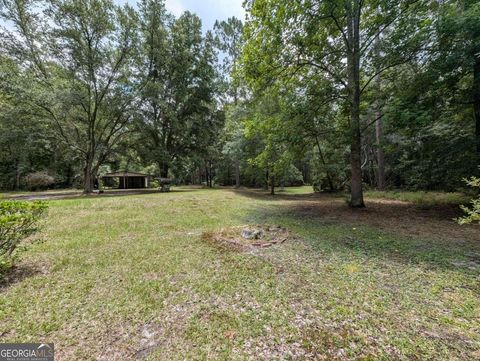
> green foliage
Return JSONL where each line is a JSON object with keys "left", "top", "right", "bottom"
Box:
{"left": 0, "top": 56, "right": 69, "bottom": 191}
{"left": 1, "top": 0, "right": 140, "bottom": 193}
{"left": 0, "top": 200, "right": 48, "bottom": 273}
{"left": 243, "top": 88, "right": 305, "bottom": 192}
{"left": 458, "top": 177, "right": 480, "bottom": 225}
{"left": 238, "top": 0, "right": 479, "bottom": 195}
{"left": 136, "top": 3, "right": 222, "bottom": 178}
{"left": 213, "top": 17, "right": 244, "bottom": 102}
{"left": 240, "top": 0, "right": 431, "bottom": 204}
{"left": 278, "top": 164, "right": 304, "bottom": 187}
{"left": 0, "top": 0, "right": 478, "bottom": 196}
{"left": 384, "top": 120, "right": 476, "bottom": 190}
{"left": 149, "top": 179, "right": 160, "bottom": 189}
{"left": 376, "top": 0, "right": 480, "bottom": 190}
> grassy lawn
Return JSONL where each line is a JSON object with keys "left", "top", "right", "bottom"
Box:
{"left": 276, "top": 186, "right": 316, "bottom": 195}
{"left": 0, "top": 188, "right": 479, "bottom": 360}
{"left": 365, "top": 190, "right": 470, "bottom": 209}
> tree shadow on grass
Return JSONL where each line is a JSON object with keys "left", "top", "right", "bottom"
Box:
{"left": 0, "top": 263, "right": 47, "bottom": 290}
{"left": 235, "top": 188, "right": 475, "bottom": 236}
{"left": 237, "top": 190, "right": 480, "bottom": 276}
{"left": 233, "top": 188, "right": 337, "bottom": 203}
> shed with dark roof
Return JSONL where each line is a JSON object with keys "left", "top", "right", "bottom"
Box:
{"left": 101, "top": 172, "right": 152, "bottom": 189}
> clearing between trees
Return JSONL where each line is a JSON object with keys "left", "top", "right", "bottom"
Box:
{"left": 0, "top": 187, "right": 478, "bottom": 360}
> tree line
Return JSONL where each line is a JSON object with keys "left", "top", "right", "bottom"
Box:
{"left": 0, "top": 0, "right": 223, "bottom": 193}
{"left": 0, "top": 0, "right": 479, "bottom": 207}
{"left": 238, "top": 0, "right": 479, "bottom": 206}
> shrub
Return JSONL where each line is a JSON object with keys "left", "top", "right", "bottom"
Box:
{"left": 0, "top": 201, "right": 48, "bottom": 271}
{"left": 284, "top": 165, "right": 304, "bottom": 187}
{"left": 150, "top": 179, "right": 160, "bottom": 189}
{"left": 277, "top": 164, "right": 304, "bottom": 187}
{"left": 458, "top": 177, "right": 480, "bottom": 225}
{"left": 24, "top": 172, "right": 55, "bottom": 191}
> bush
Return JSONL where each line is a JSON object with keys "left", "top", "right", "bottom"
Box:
{"left": 311, "top": 163, "right": 348, "bottom": 192}
{"left": 277, "top": 164, "right": 304, "bottom": 187}
{"left": 24, "top": 172, "right": 55, "bottom": 191}
{"left": 150, "top": 179, "right": 160, "bottom": 189}
{"left": 0, "top": 200, "right": 48, "bottom": 271}
{"left": 458, "top": 177, "right": 480, "bottom": 225}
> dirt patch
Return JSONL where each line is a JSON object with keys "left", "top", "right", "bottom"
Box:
{"left": 272, "top": 195, "right": 478, "bottom": 244}
{"left": 202, "top": 225, "right": 292, "bottom": 251}
{"left": 234, "top": 189, "right": 479, "bottom": 241}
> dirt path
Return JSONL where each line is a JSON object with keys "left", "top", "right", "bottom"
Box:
{"left": 4, "top": 189, "right": 166, "bottom": 201}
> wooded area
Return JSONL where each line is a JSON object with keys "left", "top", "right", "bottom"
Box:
{"left": 0, "top": 0, "right": 479, "bottom": 205}
{"left": 1, "top": 1, "right": 480, "bottom": 359}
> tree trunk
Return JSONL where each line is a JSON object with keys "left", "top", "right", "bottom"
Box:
{"left": 208, "top": 161, "right": 213, "bottom": 188}
{"left": 347, "top": 0, "right": 365, "bottom": 208}
{"left": 474, "top": 58, "right": 480, "bottom": 170}
{"left": 235, "top": 158, "right": 240, "bottom": 188}
{"left": 83, "top": 165, "right": 94, "bottom": 194}
{"left": 204, "top": 165, "right": 208, "bottom": 187}
{"left": 226, "top": 164, "right": 231, "bottom": 186}
{"left": 15, "top": 160, "right": 21, "bottom": 191}
{"left": 315, "top": 136, "right": 335, "bottom": 191}
{"left": 376, "top": 112, "right": 385, "bottom": 190}
{"left": 270, "top": 174, "right": 275, "bottom": 195}
{"left": 374, "top": 37, "right": 386, "bottom": 190}
{"left": 160, "top": 163, "right": 169, "bottom": 178}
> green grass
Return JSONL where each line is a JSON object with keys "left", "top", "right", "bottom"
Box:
{"left": 365, "top": 190, "right": 470, "bottom": 208}
{"left": 276, "top": 185, "right": 314, "bottom": 195}
{"left": 0, "top": 189, "right": 479, "bottom": 360}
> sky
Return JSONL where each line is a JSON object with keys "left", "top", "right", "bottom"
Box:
{"left": 128, "top": 0, "right": 245, "bottom": 32}
{"left": 0, "top": 0, "right": 246, "bottom": 33}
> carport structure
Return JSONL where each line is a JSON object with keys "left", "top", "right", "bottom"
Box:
{"left": 102, "top": 172, "right": 152, "bottom": 189}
